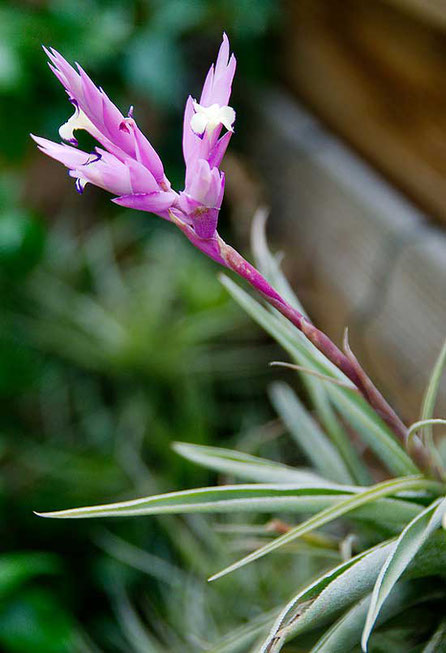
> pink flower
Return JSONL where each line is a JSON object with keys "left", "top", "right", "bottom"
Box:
{"left": 33, "top": 35, "right": 236, "bottom": 239}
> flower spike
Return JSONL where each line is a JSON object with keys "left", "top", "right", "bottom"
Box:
{"left": 34, "top": 35, "right": 435, "bottom": 474}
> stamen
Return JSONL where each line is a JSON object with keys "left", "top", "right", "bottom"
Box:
{"left": 83, "top": 152, "right": 102, "bottom": 166}
{"left": 75, "top": 177, "right": 87, "bottom": 194}
{"left": 190, "top": 101, "right": 235, "bottom": 136}
{"left": 59, "top": 107, "right": 96, "bottom": 145}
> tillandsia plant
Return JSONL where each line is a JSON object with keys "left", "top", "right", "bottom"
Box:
{"left": 33, "top": 35, "right": 446, "bottom": 651}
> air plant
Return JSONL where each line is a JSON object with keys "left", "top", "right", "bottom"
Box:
{"left": 33, "top": 35, "right": 446, "bottom": 652}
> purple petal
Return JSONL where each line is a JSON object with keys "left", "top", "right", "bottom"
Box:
{"left": 113, "top": 191, "right": 176, "bottom": 214}
{"left": 125, "top": 157, "right": 159, "bottom": 194}
{"left": 31, "top": 134, "right": 91, "bottom": 168}
{"left": 208, "top": 131, "right": 232, "bottom": 169}
{"left": 199, "top": 34, "right": 236, "bottom": 107}
{"left": 44, "top": 47, "right": 167, "bottom": 184}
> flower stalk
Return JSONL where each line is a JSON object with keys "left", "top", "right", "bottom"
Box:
{"left": 217, "top": 237, "right": 436, "bottom": 476}
{"left": 33, "top": 35, "right": 436, "bottom": 477}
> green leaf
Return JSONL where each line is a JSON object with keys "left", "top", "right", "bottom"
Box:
{"left": 220, "top": 275, "right": 417, "bottom": 477}
{"left": 311, "top": 581, "right": 442, "bottom": 653}
{"left": 422, "top": 618, "right": 446, "bottom": 653}
{"left": 208, "top": 476, "right": 438, "bottom": 582}
{"left": 259, "top": 531, "right": 446, "bottom": 652}
{"left": 251, "top": 208, "right": 306, "bottom": 315}
{"left": 259, "top": 540, "right": 396, "bottom": 653}
{"left": 250, "top": 215, "right": 369, "bottom": 483}
{"left": 328, "top": 385, "right": 419, "bottom": 476}
{"left": 219, "top": 275, "right": 344, "bottom": 381}
{"left": 421, "top": 339, "right": 446, "bottom": 441}
{"left": 408, "top": 419, "right": 446, "bottom": 441}
{"left": 420, "top": 339, "right": 446, "bottom": 468}
{"left": 300, "top": 373, "right": 370, "bottom": 485}
{"left": 269, "top": 382, "right": 351, "bottom": 483}
{"left": 361, "top": 497, "right": 446, "bottom": 650}
{"left": 173, "top": 441, "right": 324, "bottom": 484}
{"left": 36, "top": 483, "right": 421, "bottom": 528}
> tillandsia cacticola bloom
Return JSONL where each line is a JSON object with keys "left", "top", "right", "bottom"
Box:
{"left": 33, "top": 34, "right": 435, "bottom": 476}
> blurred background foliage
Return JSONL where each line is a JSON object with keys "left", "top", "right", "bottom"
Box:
{"left": 0, "top": 1, "right": 304, "bottom": 651}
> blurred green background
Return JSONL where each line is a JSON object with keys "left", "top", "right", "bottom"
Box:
{"left": 0, "top": 2, "right": 307, "bottom": 651}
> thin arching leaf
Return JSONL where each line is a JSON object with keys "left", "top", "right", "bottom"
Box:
{"left": 220, "top": 275, "right": 418, "bottom": 477}
{"left": 259, "top": 534, "right": 446, "bottom": 653}
{"left": 36, "top": 483, "right": 422, "bottom": 528}
{"left": 208, "top": 476, "right": 436, "bottom": 582}
{"left": 259, "top": 541, "right": 396, "bottom": 653}
{"left": 251, "top": 208, "right": 306, "bottom": 315}
{"left": 173, "top": 441, "right": 324, "bottom": 484}
{"left": 421, "top": 339, "right": 446, "bottom": 444}
{"left": 269, "top": 382, "right": 350, "bottom": 483}
{"left": 408, "top": 419, "right": 446, "bottom": 441}
{"left": 311, "top": 581, "right": 443, "bottom": 653}
{"left": 361, "top": 497, "right": 446, "bottom": 651}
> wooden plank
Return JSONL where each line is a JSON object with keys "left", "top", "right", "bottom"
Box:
{"left": 247, "top": 90, "right": 446, "bottom": 421}
{"left": 285, "top": 0, "right": 446, "bottom": 224}
{"left": 385, "top": 0, "right": 446, "bottom": 28}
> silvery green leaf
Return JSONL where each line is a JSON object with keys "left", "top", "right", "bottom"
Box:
{"left": 208, "top": 476, "right": 434, "bottom": 582}
{"left": 311, "top": 581, "right": 442, "bottom": 653}
{"left": 36, "top": 483, "right": 421, "bottom": 527}
{"left": 421, "top": 339, "right": 446, "bottom": 436}
{"left": 251, "top": 208, "right": 305, "bottom": 315}
{"left": 269, "top": 382, "right": 350, "bottom": 483}
{"left": 361, "top": 497, "right": 446, "bottom": 650}
{"left": 259, "top": 540, "right": 396, "bottom": 653}
{"left": 173, "top": 441, "right": 325, "bottom": 484}
{"left": 220, "top": 276, "right": 417, "bottom": 477}
{"left": 260, "top": 535, "right": 446, "bottom": 652}
{"left": 328, "top": 384, "right": 419, "bottom": 476}
{"left": 422, "top": 618, "right": 446, "bottom": 653}
{"left": 420, "top": 339, "right": 446, "bottom": 465}
{"left": 250, "top": 210, "right": 369, "bottom": 484}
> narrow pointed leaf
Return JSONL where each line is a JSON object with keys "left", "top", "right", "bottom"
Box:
{"left": 249, "top": 212, "right": 369, "bottom": 482}
{"left": 421, "top": 339, "right": 446, "bottom": 445}
{"left": 422, "top": 618, "right": 446, "bottom": 653}
{"left": 259, "top": 540, "right": 396, "bottom": 653}
{"left": 173, "top": 441, "right": 324, "bottom": 484}
{"left": 311, "top": 581, "right": 442, "bottom": 653}
{"left": 251, "top": 208, "right": 306, "bottom": 315}
{"left": 270, "top": 382, "right": 351, "bottom": 484}
{"left": 36, "top": 483, "right": 421, "bottom": 527}
{"left": 361, "top": 497, "right": 446, "bottom": 650}
{"left": 208, "top": 476, "right": 437, "bottom": 582}
{"left": 329, "top": 385, "right": 419, "bottom": 476}
{"left": 221, "top": 275, "right": 417, "bottom": 477}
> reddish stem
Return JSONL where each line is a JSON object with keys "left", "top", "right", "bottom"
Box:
{"left": 219, "top": 239, "right": 434, "bottom": 475}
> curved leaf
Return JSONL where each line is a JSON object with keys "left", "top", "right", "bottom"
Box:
{"left": 172, "top": 441, "right": 324, "bottom": 484}
{"left": 361, "top": 497, "right": 446, "bottom": 650}
{"left": 208, "top": 476, "right": 438, "bottom": 582}
{"left": 259, "top": 541, "right": 396, "bottom": 653}
{"left": 220, "top": 275, "right": 418, "bottom": 477}
{"left": 36, "top": 483, "right": 421, "bottom": 527}
{"left": 311, "top": 580, "right": 442, "bottom": 653}
{"left": 270, "top": 382, "right": 351, "bottom": 483}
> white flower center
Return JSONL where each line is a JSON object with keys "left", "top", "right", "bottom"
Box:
{"left": 59, "top": 107, "right": 96, "bottom": 144}
{"left": 190, "top": 101, "right": 235, "bottom": 136}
